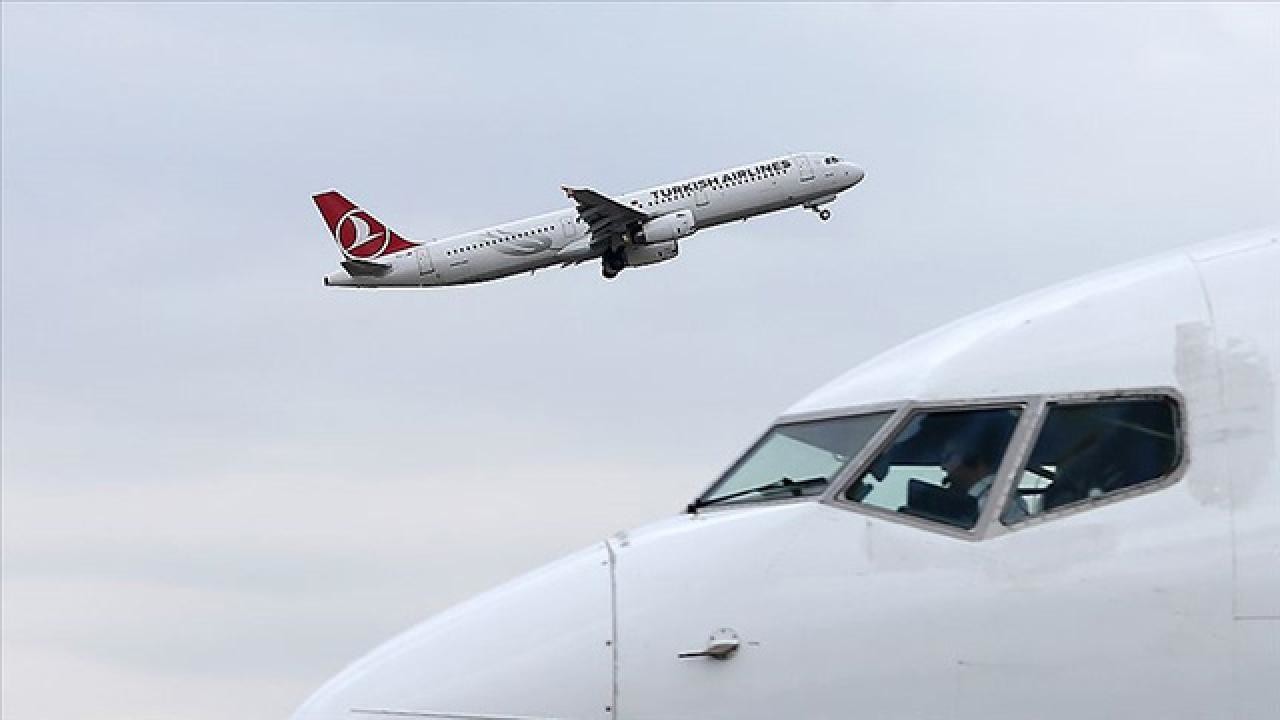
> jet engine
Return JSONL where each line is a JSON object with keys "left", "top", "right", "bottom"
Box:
{"left": 637, "top": 209, "right": 696, "bottom": 245}
{"left": 601, "top": 210, "right": 692, "bottom": 278}
{"left": 623, "top": 240, "right": 679, "bottom": 267}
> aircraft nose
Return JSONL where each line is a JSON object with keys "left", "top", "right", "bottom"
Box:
{"left": 290, "top": 544, "right": 615, "bottom": 720}
{"left": 844, "top": 163, "right": 866, "bottom": 187}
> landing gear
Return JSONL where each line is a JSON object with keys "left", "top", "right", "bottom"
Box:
{"left": 601, "top": 250, "right": 625, "bottom": 280}
{"left": 818, "top": 208, "right": 831, "bottom": 221}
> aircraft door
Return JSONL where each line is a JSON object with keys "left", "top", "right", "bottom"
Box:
{"left": 1188, "top": 241, "right": 1280, "bottom": 719}
{"left": 796, "top": 154, "right": 815, "bottom": 182}
{"left": 695, "top": 183, "right": 710, "bottom": 207}
{"left": 416, "top": 246, "right": 435, "bottom": 276}
{"left": 561, "top": 215, "right": 577, "bottom": 240}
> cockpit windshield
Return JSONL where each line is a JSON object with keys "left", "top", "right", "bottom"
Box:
{"left": 694, "top": 412, "right": 892, "bottom": 509}
{"left": 844, "top": 407, "right": 1022, "bottom": 530}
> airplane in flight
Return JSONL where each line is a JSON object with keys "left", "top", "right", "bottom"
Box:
{"left": 313, "top": 152, "right": 864, "bottom": 287}
{"left": 292, "top": 228, "right": 1279, "bottom": 720}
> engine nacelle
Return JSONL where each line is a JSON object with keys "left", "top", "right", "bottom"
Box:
{"left": 637, "top": 210, "right": 696, "bottom": 245}
{"left": 622, "top": 240, "right": 678, "bottom": 267}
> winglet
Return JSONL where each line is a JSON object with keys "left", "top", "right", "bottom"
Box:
{"left": 312, "top": 190, "right": 418, "bottom": 261}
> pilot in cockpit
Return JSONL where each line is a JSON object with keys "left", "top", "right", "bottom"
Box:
{"left": 941, "top": 426, "right": 1029, "bottom": 524}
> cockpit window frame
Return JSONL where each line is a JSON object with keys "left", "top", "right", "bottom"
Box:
{"left": 697, "top": 388, "right": 1187, "bottom": 540}
{"left": 984, "top": 388, "right": 1189, "bottom": 537}
{"left": 690, "top": 401, "right": 907, "bottom": 514}
{"left": 816, "top": 395, "right": 1041, "bottom": 542}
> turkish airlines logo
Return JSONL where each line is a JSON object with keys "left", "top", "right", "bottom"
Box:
{"left": 335, "top": 209, "right": 391, "bottom": 260}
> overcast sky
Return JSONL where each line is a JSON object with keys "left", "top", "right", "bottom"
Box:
{"left": 2, "top": 3, "right": 1277, "bottom": 719}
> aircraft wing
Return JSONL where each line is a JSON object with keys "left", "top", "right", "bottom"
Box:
{"left": 562, "top": 186, "right": 649, "bottom": 247}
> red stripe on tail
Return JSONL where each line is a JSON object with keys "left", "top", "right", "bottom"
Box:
{"left": 312, "top": 191, "right": 417, "bottom": 261}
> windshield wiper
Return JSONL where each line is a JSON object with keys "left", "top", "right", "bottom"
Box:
{"left": 687, "top": 476, "right": 829, "bottom": 513}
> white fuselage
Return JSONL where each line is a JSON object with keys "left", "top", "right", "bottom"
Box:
{"left": 295, "top": 229, "right": 1280, "bottom": 720}
{"left": 325, "top": 152, "right": 863, "bottom": 287}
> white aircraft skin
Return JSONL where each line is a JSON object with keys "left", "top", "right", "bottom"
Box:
{"left": 293, "top": 229, "right": 1279, "bottom": 720}
{"left": 314, "top": 152, "right": 864, "bottom": 287}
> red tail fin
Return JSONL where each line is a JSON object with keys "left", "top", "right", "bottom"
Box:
{"left": 312, "top": 191, "right": 418, "bottom": 261}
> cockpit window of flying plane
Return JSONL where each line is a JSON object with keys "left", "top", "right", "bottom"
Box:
{"left": 1002, "top": 395, "right": 1181, "bottom": 526}
{"left": 844, "top": 407, "right": 1023, "bottom": 530}
{"left": 694, "top": 412, "right": 893, "bottom": 509}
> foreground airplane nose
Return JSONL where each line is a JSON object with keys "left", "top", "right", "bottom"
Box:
{"left": 291, "top": 544, "right": 614, "bottom": 720}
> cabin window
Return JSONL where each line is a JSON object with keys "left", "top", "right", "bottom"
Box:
{"left": 1001, "top": 396, "right": 1181, "bottom": 526}
{"left": 844, "top": 407, "right": 1023, "bottom": 530}
{"left": 694, "top": 412, "right": 893, "bottom": 509}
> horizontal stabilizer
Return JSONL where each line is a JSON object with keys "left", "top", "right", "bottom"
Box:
{"left": 341, "top": 259, "right": 392, "bottom": 277}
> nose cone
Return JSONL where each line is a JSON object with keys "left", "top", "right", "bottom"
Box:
{"left": 843, "top": 163, "right": 866, "bottom": 188}
{"left": 292, "top": 544, "right": 615, "bottom": 720}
